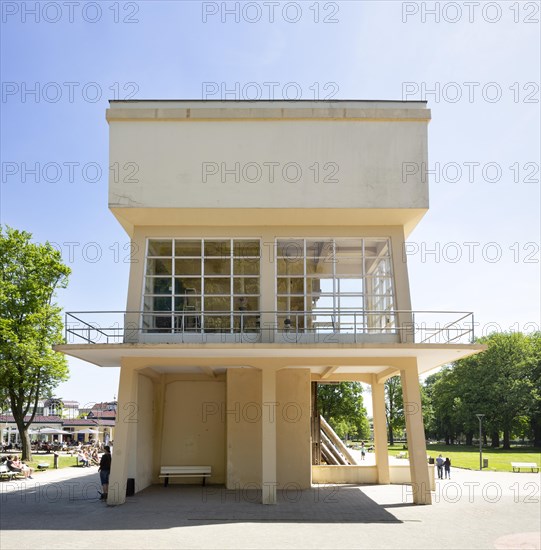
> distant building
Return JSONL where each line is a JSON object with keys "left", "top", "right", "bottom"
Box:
{"left": 1, "top": 397, "right": 115, "bottom": 446}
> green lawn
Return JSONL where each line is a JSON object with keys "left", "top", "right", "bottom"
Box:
{"left": 388, "top": 443, "right": 541, "bottom": 472}
{"left": 25, "top": 454, "right": 81, "bottom": 470}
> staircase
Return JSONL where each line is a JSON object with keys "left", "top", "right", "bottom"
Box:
{"left": 319, "top": 416, "right": 358, "bottom": 466}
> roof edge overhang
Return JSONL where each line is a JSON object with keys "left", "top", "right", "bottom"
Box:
{"left": 109, "top": 207, "right": 428, "bottom": 239}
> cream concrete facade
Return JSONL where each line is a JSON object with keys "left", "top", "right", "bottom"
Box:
{"left": 58, "top": 100, "right": 484, "bottom": 506}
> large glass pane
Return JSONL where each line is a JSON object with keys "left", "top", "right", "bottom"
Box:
{"left": 148, "top": 240, "right": 172, "bottom": 257}
{"left": 145, "top": 277, "right": 172, "bottom": 295}
{"left": 146, "top": 258, "right": 172, "bottom": 276}
{"left": 205, "top": 240, "right": 230, "bottom": 257}
{"left": 277, "top": 257, "right": 304, "bottom": 276}
{"left": 276, "top": 239, "right": 303, "bottom": 258}
{"left": 204, "top": 278, "right": 230, "bottom": 294}
{"left": 234, "top": 240, "right": 260, "bottom": 257}
{"left": 234, "top": 258, "right": 259, "bottom": 275}
{"left": 174, "top": 295, "right": 200, "bottom": 312}
{"left": 204, "top": 315, "right": 230, "bottom": 333}
{"left": 204, "top": 296, "right": 231, "bottom": 311}
{"left": 175, "top": 258, "right": 201, "bottom": 276}
{"left": 312, "top": 295, "right": 334, "bottom": 309}
{"left": 277, "top": 277, "right": 304, "bottom": 294}
{"left": 338, "top": 295, "right": 364, "bottom": 309}
{"left": 364, "top": 238, "right": 389, "bottom": 258}
{"left": 234, "top": 295, "right": 259, "bottom": 309}
{"left": 150, "top": 296, "right": 171, "bottom": 312}
{"left": 175, "top": 278, "right": 201, "bottom": 294}
{"left": 306, "top": 240, "right": 333, "bottom": 275}
{"left": 338, "top": 278, "right": 363, "bottom": 293}
{"left": 233, "top": 277, "right": 259, "bottom": 294}
{"left": 204, "top": 258, "right": 230, "bottom": 275}
{"left": 175, "top": 240, "right": 201, "bottom": 257}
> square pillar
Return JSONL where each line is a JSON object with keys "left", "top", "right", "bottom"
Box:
{"left": 371, "top": 376, "right": 390, "bottom": 484}
{"left": 107, "top": 363, "right": 138, "bottom": 505}
{"left": 401, "top": 364, "right": 431, "bottom": 505}
{"left": 261, "top": 367, "right": 277, "bottom": 504}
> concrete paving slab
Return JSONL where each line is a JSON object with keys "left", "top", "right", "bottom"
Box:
{"left": 0, "top": 466, "right": 539, "bottom": 550}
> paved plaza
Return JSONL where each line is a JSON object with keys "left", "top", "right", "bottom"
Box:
{"left": 0, "top": 465, "right": 539, "bottom": 549}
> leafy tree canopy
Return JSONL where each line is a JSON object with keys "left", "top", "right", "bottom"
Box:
{"left": 317, "top": 382, "right": 370, "bottom": 440}
{"left": 0, "top": 226, "right": 71, "bottom": 459}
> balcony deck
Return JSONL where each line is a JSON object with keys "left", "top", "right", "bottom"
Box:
{"left": 56, "top": 310, "right": 485, "bottom": 376}
{"left": 64, "top": 310, "right": 475, "bottom": 346}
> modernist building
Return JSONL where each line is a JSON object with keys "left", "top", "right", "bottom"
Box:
{"left": 58, "top": 100, "right": 483, "bottom": 506}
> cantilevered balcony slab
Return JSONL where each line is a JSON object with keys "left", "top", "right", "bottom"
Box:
{"left": 55, "top": 341, "right": 485, "bottom": 378}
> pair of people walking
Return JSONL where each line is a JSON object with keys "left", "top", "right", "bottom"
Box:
{"left": 435, "top": 454, "right": 451, "bottom": 479}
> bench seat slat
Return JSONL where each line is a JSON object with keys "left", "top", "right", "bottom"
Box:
{"left": 159, "top": 466, "right": 212, "bottom": 487}
{"left": 511, "top": 462, "right": 539, "bottom": 472}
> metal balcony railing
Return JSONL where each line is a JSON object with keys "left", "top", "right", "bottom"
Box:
{"left": 64, "top": 310, "right": 475, "bottom": 345}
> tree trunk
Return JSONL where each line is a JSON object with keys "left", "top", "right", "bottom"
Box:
{"left": 491, "top": 431, "right": 500, "bottom": 448}
{"left": 388, "top": 423, "right": 394, "bottom": 445}
{"left": 531, "top": 418, "right": 541, "bottom": 448}
{"left": 14, "top": 417, "right": 33, "bottom": 461}
{"left": 483, "top": 433, "right": 488, "bottom": 446}
{"left": 465, "top": 432, "right": 473, "bottom": 446}
{"left": 445, "top": 434, "right": 450, "bottom": 445}
{"left": 502, "top": 429, "right": 511, "bottom": 450}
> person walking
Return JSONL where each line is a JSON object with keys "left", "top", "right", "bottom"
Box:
{"left": 98, "top": 445, "right": 111, "bottom": 501}
{"left": 444, "top": 457, "right": 451, "bottom": 479}
{"left": 435, "top": 454, "right": 444, "bottom": 479}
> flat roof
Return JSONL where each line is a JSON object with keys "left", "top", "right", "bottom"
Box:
{"left": 107, "top": 100, "right": 430, "bottom": 122}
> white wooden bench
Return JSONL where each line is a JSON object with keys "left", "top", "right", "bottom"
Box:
{"left": 0, "top": 464, "right": 19, "bottom": 480}
{"left": 159, "top": 466, "right": 212, "bottom": 487}
{"left": 511, "top": 462, "right": 539, "bottom": 473}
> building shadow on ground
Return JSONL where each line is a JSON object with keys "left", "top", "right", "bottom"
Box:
{"left": 0, "top": 472, "right": 402, "bottom": 529}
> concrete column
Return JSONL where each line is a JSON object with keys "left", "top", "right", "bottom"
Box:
{"left": 261, "top": 367, "right": 278, "bottom": 504}
{"left": 401, "top": 364, "right": 431, "bottom": 505}
{"left": 259, "top": 229, "right": 276, "bottom": 343}
{"left": 152, "top": 374, "right": 165, "bottom": 483}
{"left": 107, "top": 363, "right": 138, "bottom": 505}
{"left": 371, "top": 376, "right": 390, "bottom": 484}
{"left": 390, "top": 230, "right": 414, "bottom": 343}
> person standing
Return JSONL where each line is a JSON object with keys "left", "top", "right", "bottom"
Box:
{"left": 444, "top": 457, "right": 451, "bottom": 479}
{"left": 98, "top": 445, "right": 111, "bottom": 501}
{"left": 360, "top": 441, "right": 366, "bottom": 461}
{"left": 435, "top": 454, "right": 444, "bottom": 479}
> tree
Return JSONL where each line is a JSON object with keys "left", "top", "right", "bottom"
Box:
{"left": 385, "top": 377, "right": 404, "bottom": 444}
{"left": 426, "top": 332, "right": 538, "bottom": 448}
{"left": 0, "top": 227, "right": 71, "bottom": 460}
{"left": 524, "top": 332, "right": 541, "bottom": 447}
{"left": 317, "top": 382, "right": 370, "bottom": 440}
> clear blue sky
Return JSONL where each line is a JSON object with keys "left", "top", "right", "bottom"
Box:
{"left": 1, "top": 1, "right": 539, "bottom": 407}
